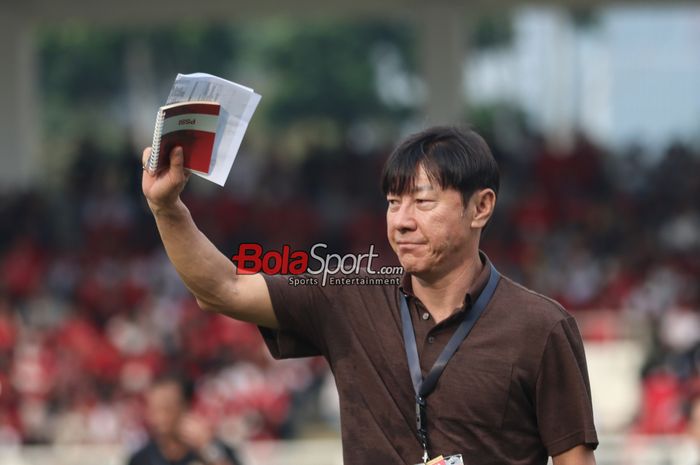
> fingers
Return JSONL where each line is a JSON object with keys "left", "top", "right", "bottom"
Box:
{"left": 142, "top": 147, "right": 155, "bottom": 176}
{"left": 170, "top": 146, "right": 184, "bottom": 170}
{"left": 179, "top": 413, "right": 213, "bottom": 449}
{"left": 141, "top": 146, "right": 188, "bottom": 184}
{"left": 170, "top": 147, "right": 190, "bottom": 187}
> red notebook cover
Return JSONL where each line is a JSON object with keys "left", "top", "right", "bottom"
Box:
{"left": 157, "top": 102, "right": 221, "bottom": 173}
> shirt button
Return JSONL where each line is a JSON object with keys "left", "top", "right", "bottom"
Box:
{"left": 422, "top": 312, "right": 430, "bottom": 320}
{"left": 428, "top": 336, "right": 436, "bottom": 344}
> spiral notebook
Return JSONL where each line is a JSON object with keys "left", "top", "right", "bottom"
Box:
{"left": 149, "top": 100, "right": 221, "bottom": 174}
{"left": 147, "top": 73, "right": 261, "bottom": 186}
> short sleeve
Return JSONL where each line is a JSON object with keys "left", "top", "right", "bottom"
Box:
{"left": 258, "top": 273, "right": 331, "bottom": 359}
{"left": 535, "top": 317, "right": 599, "bottom": 456}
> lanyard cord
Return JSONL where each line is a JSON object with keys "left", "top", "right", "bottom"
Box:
{"left": 399, "top": 262, "right": 501, "bottom": 463}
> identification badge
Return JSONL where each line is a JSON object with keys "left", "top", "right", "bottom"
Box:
{"left": 414, "top": 454, "right": 464, "bottom": 465}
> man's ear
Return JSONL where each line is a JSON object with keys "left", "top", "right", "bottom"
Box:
{"left": 469, "top": 188, "right": 496, "bottom": 229}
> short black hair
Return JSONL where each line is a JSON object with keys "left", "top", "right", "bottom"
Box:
{"left": 151, "top": 373, "right": 195, "bottom": 406}
{"left": 381, "top": 126, "right": 500, "bottom": 206}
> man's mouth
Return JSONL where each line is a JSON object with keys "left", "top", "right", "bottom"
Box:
{"left": 396, "top": 242, "right": 426, "bottom": 251}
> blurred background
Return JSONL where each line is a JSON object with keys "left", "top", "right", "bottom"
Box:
{"left": 0, "top": 1, "right": 699, "bottom": 464}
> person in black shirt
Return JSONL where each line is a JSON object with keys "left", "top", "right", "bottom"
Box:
{"left": 127, "top": 376, "right": 243, "bottom": 465}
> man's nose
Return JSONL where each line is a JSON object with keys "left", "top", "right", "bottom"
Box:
{"left": 392, "top": 202, "right": 417, "bottom": 232}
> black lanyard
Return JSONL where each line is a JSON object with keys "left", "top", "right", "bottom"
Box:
{"left": 400, "top": 262, "right": 500, "bottom": 464}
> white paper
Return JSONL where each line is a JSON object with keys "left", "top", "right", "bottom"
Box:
{"left": 165, "top": 72, "right": 261, "bottom": 186}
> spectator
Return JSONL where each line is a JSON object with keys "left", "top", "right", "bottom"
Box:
{"left": 127, "top": 375, "right": 243, "bottom": 465}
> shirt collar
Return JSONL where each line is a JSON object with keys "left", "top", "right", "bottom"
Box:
{"left": 399, "top": 250, "right": 492, "bottom": 313}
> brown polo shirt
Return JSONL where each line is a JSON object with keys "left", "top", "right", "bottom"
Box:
{"left": 258, "top": 252, "right": 598, "bottom": 465}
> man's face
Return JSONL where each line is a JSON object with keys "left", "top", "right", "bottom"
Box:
{"left": 386, "top": 165, "right": 475, "bottom": 278}
{"left": 145, "top": 382, "right": 186, "bottom": 438}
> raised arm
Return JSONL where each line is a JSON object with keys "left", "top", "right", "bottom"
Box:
{"left": 141, "top": 146, "right": 278, "bottom": 329}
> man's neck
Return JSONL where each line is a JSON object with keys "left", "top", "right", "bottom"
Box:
{"left": 411, "top": 252, "right": 483, "bottom": 323}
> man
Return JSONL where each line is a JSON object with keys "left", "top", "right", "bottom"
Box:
{"left": 127, "top": 376, "right": 243, "bottom": 465}
{"left": 141, "top": 126, "right": 598, "bottom": 464}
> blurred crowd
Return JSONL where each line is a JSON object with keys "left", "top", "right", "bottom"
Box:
{"left": 0, "top": 129, "right": 698, "bottom": 448}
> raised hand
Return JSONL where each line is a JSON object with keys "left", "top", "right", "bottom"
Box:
{"left": 142, "top": 146, "right": 192, "bottom": 213}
